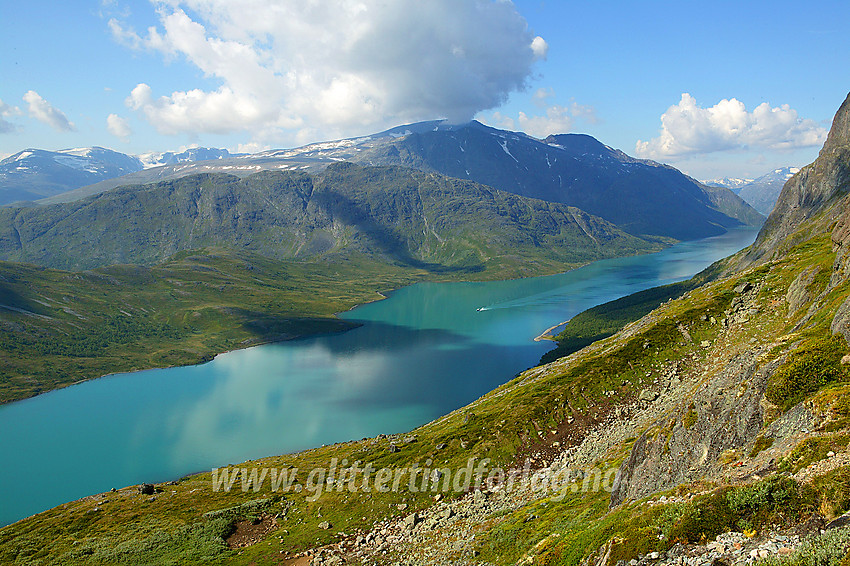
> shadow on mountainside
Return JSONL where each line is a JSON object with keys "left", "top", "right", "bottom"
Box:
{"left": 310, "top": 189, "right": 484, "bottom": 274}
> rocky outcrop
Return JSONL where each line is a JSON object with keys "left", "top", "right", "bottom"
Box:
{"left": 610, "top": 94, "right": 850, "bottom": 509}
{"left": 610, "top": 350, "right": 768, "bottom": 506}
{"left": 831, "top": 295, "right": 850, "bottom": 346}
{"left": 786, "top": 266, "right": 820, "bottom": 315}
{"left": 620, "top": 530, "right": 808, "bottom": 566}
{"left": 830, "top": 191, "right": 850, "bottom": 289}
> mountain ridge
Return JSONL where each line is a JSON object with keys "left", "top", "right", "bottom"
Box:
{"left": 12, "top": 121, "right": 763, "bottom": 242}
{"left": 0, "top": 146, "right": 247, "bottom": 206}
{"left": 703, "top": 176, "right": 754, "bottom": 192}
{"left": 350, "top": 121, "right": 764, "bottom": 240}
{"left": 137, "top": 147, "right": 242, "bottom": 169}
{"left": 0, "top": 162, "right": 661, "bottom": 272}
{"left": 0, "top": 147, "right": 144, "bottom": 204}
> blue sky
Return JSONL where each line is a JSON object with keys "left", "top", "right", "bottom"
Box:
{"left": 1, "top": 0, "right": 848, "bottom": 179}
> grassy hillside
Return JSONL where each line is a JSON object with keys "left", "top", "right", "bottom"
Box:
{"left": 538, "top": 280, "right": 695, "bottom": 365}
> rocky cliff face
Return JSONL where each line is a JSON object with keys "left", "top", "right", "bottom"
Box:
{"left": 744, "top": 92, "right": 850, "bottom": 266}
{"left": 609, "top": 285, "right": 771, "bottom": 505}
{"left": 745, "top": 91, "right": 850, "bottom": 351}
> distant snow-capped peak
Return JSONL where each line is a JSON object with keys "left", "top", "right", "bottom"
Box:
{"left": 701, "top": 176, "right": 754, "bottom": 190}
{"left": 137, "top": 147, "right": 240, "bottom": 169}
{"left": 756, "top": 166, "right": 799, "bottom": 183}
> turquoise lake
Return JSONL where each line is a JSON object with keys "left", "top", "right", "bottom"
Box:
{"left": 0, "top": 227, "right": 758, "bottom": 526}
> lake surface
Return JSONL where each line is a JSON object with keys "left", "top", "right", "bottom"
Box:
{"left": 0, "top": 227, "right": 758, "bottom": 526}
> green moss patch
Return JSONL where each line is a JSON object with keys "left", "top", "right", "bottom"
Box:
{"left": 766, "top": 336, "right": 849, "bottom": 411}
{"left": 750, "top": 435, "right": 775, "bottom": 458}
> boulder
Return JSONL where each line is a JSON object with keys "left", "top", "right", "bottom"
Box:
{"left": 402, "top": 512, "right": 420, "bottom": 530}
{"left": 734, "top": 281, "right": 753, "bottom": 294}
{"left": 639, "top": 390, "right": 658, "bottom": 402}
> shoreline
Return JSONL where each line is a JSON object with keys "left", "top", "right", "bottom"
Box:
{"left": 534, "top": 320, "right": 570, "bottom": 342}
{"left": 0, "top": 317, "right": 361, "bottom": 407}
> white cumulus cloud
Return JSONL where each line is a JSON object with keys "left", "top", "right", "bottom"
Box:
{"left": 110, "top": 0, "right": 545, "bottom": 145}
{"left": 23, "top": 91, "right": 75, "bottom": 132}
{"left": 0, "top": 98, "right": 22, "bottom": 134}
{"left": 636, "top": 93, "right": 827, "bottom": 159}
{"left": 530, "top": 36, "right": 548, "bottom": 59}
{"left": 107, "top": 113, "right": 132, "bottom": 140}
{"left": 126, "top": 83, "right": 271, "bottom": 136}
{"left": 482, "top": 99, "right": 597, "bottom": 138}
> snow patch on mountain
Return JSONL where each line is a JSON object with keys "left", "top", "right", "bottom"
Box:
{"left": 137, "top": 147, "right": 240, "bottom": 169}
{"left": 53, "top": 155, "right": 98, "bottom": 172}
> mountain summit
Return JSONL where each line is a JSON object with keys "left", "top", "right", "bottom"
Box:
{"left": 352, "top": 121, "right": 763, "bottom": 240}
{"left": 0, "top": 147, "right": 144, "bottom": 204}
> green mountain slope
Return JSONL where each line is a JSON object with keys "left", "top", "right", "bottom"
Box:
{"left": 0, "top": 162, "right": 661, "bottom": 272}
